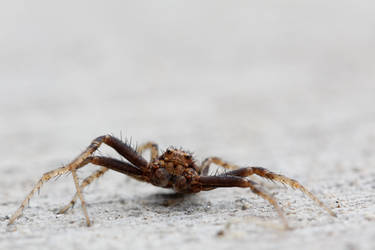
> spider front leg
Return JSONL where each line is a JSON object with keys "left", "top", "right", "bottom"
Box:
{"left": 223, "top": 167, "right": 336, "bottom": 217}
{"left": 59, "top": 139, "right": 155, "bottom": 214}
{"left": 198, "top": 175, "right": 289, "bottom": 229}
{"left": 7, "top": 136, "right": 106, "bottom": 226}
{"left": 8, "top": 135, "right": 148, "bottom": 226}
{"left": 63, "top": 157, "right": 144, "bottom": 225}
{"left": 10, "top": 156, "right": 144, "bottom": 226}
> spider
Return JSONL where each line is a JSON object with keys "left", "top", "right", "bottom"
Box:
{"left": 8, "top": 135, "right": 336, "bottom": 229}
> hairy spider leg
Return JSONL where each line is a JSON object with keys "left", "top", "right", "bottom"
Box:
{"left": 8, "top": 136, "right": 105, "bottom": 226}
{"left": 59, "top": 141, "right": 158, "bottom": 214}
{"left": 71, "top": 168, "right": 91, "bottom": 225}
{"left": 201, "top": 157, "right": 240, "bottom": 176}
{"left": 8, "top": 135, "right": 148, "bottom": 226}
{"left": 136, "top": 142, "right": 159, "bottom": 162}
{"left": 12, "top": 156, "right": 143, "bottom": 226}
{"left": 223, "top": 167, "right": 336, "bottom": 217}
{"left": 201, "top": 157, "right": 335, "bottom": 217}
{"left": 58, "top": 167, "right": 109, "bottom": 214}
{"left": 59, "top": 140, "right": 155, "bottom": 214}
{"left": 198, "top": 175, "right": 289, "bottom": 229}
{"left": 64, "top": 157, "right": 144, "bottom": 225}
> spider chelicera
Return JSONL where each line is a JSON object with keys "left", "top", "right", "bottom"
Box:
{"left": 8, "top": 135, "right": 336, "bottom": 229}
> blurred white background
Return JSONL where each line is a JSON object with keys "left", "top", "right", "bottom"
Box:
{"left": 1, "top": 1, "right": 374, "bottom": 169}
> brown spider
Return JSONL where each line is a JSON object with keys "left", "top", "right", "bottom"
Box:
{"left": 8, "top": 135, "right": 336, "bottom": 229}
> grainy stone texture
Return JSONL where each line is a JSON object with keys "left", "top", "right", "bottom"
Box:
{"left": 1, "top": 1, "right": 375, "bottom": 250}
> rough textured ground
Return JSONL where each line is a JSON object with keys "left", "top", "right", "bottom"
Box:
{"left": 1, "top": 1, "right": 375, "bottom": 250}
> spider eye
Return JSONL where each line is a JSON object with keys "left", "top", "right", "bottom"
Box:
{"left": 166, "top": 149, "right": 172, "bottom": 154}
{"left": 184, "top": 154, "right": 192, "bottom": 160}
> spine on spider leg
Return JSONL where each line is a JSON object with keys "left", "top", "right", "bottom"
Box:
{"left": 102, "top": 135, "right": 148, "bottom": 168}
{"left": 249, "top": 167, "right": 337, "bottom": 217}
{"left": 8, "top": 175, "right": 50, "bottom": 225}
{"left": 8, "top": 165, "right": 71, "bottom": 225}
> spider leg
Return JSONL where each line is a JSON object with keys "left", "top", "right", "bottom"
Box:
{"left": 198, "top": 175, "right": 289, "bottom": 229}
{"left": 59, "top": 155, "right": 148, "bottom": 215}
{"left": 8, "top": 162, "right": 87, "bottom": 226}
{"left": 8, "top": 135, "right": 147, "bottom": 226}
{"left": 200, "top": 157, "right": 239, "bottom": 176}
{"left": 8, "top": 136, "right": 107, "bottom": 226}
{"left": 58, "top": 167, "right": 109, "bottom": 214}
{"left": 9, "top": 156, "right": 144, "bottom": 226}
{"left": 136, "top": 142, "right": 159, "bottom": 162}
{"left": 101, "top": 135, "right": 148, "bottom": 170}
{"left": 222, "top": 167, "right": 336, "bottom": 217}
{"left": 8, "top": 167, "right": 64, "bottom": 226}
{"left": 69, "top": 157, "right": 144, "bottom": 225}
{"left": 71, "top": 168, "right": 91, "bottom": 225}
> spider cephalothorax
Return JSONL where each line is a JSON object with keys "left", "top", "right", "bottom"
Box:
{"left": 8, "top": 135, "right": 336, "bottom": 229}
{"left": 149, "top": 148, "right": 201, "bottom": 192}
{"left": 158, "top": 148, "right": 198, "bottom": 174}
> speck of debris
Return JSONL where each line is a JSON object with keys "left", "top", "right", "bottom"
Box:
{"left": 0, "top": 215, "right": 10, "bottom": 221}
{"left": 184, "top": 209, "right": 194, "bottom": 215}
{"left": 336, "top": 200, "right": 341, "bottom": 208}
{"left": 216, "top": 230, "right": 225, "bottom": 237}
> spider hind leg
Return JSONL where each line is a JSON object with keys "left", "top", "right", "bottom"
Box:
{"left": 223, "top": 167, "right": 336, "bottom": 217}
{"left": 198, "top": 175, "right": 290, "bottom": 229}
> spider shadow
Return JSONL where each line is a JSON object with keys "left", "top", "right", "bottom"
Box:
{"left": 80, "top": 191, "right": 201, "bottom": 214}
{"left": 140, "top": 191, "right": 199, "bottom": 209}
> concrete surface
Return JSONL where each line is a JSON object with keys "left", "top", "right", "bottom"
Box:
{"left": 1, "top": 1, "right": 375, "bottom": 250}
